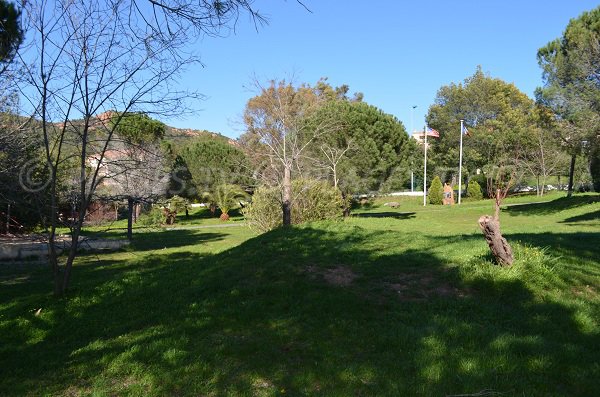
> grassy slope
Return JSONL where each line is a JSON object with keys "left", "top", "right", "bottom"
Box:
{"left": 1, "top": 193, "right": 598, "bottom": 396}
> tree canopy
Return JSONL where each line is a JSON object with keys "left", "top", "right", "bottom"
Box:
{"left": 111, "top": 112, "right": 166, "bottom": 145}
{"left": 537, "top": 6, "right": 600, "bottom": 192}
{"left": 0, "top": 0, "right": 23, "bottom": 69}
{"left": 310, "top": 100, "right": 415, "bottom": 193}
{"left": 176, "top": 136, "right": 252, "bottom": 196}
{"left": 426, "top": 67, "right": 538, "bottom": 182}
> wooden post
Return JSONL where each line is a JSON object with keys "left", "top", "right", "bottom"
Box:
{"left": 5, "top": 204, "right": 10, "bottom": 234}
{"left": 127, "top": 197, "right": 133, "bottom": 241}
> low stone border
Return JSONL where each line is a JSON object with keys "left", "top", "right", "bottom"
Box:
{"left": 0, "top": 237, "right": 129, "bottom": 261}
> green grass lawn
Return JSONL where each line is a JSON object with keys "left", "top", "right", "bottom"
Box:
{"left": 1, "top": 193, "right": 599, "bottom": 396}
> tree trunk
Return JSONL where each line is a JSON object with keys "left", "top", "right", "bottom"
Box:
{"left": 282, "top": 165, "right": 292, "bottom": 226}
{"left": 60, "top": 230, "right": 80, "bottom": 295}
{"left": 127, "top": 197, "right": 134, "bottom": 241}
{"left": 493, "top": 189, "right": 501, "bottom": 221}
{"left": 5, "top": 204, "right": 10, "bottom": 234}
{"left": 133, "top": 203, "right": 140, "bottom": 223}
{"left": 341, "top": 192, "right": 351, "bottom": 217}
{"left": 333, "top": 165, "right": 338, "bottom": 190}
{"left": 478, "top": 215, "right": 514, "bottom": 266}
{"left": 567, "top": 153, "right": 576, "bottom": 198}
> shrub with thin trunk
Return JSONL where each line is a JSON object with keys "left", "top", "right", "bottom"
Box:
{"left": 466, "top": 180, "right": 483, "bottom": 201}
{"left": 428, "top": 176, "right": 444, "bottom": 205}
{"left": 167, "top": 195, "right": 189, "bottom": 214}
{"left": 138, "top": 206, "right": 166, "bottom": 227}
{"left": 243, "top": 179, "right": 344, "bottom": 233}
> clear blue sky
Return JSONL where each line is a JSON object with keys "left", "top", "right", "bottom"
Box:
{"left": 163, "top": 0, "right": 600, "bottom": 138}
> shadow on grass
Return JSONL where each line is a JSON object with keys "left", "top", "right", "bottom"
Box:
{"left": 431, "top": 229, "right": 600, "bottom": 290}
{"left": 177, "top": 207, "right": 244, "bottom": 223}
{"left": 505, "top": 195, "right": 600, "bottom": 216}
{"left": 561, "top": 209, "right": 600, "bottom": 224}
{"left": 0, "top": 226, "right": 597, "bottom": 396}
{"left": 127, "top": 229, "right": 227, "bottom": 251}
{"left": 352, "top": 211, "right": 416, "bottom": 220}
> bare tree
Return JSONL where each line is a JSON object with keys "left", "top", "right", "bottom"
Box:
{"left": 519, "top": 125, "right": 568, "bottom": 196}
{"left": 95, "top": 140, "right": 169, "bottom": 240}
{"left": 241, "top": 78, "right": 340, "bottom": 226}
{"left": 318, "top": 140, "right": 353, "bottom": 190}
{"left": 14, "top": 0, "right": 274, "bottom": 296}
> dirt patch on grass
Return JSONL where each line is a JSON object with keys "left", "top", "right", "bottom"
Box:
{"left": 386, "top": 272, "right": 468, "bottom": 301}
{"left": 571, "top": 284, "right": 597, "bottom": 298}
{"left": 306, "top": 265, "right": 357, "bottom": 287}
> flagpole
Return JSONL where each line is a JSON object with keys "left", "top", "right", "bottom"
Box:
{"left": 458, "top": 119, "right": 464, "bottom": 205}
{"left": 423, "top": 125, "right": 427, "bottom": 206}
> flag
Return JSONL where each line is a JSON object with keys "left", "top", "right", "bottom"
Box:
{"left": 462, "top": 125, "right": 470, "bottom": 136}
{"left": 426, "top": 127, "right": 440, "bottom": 138}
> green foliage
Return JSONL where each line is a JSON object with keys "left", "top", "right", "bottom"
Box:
{"left": 427, "top": 67, "right": 536, "bottom": 175}
{"left": 0, "top": 112, "right": 47, "bottom": 229}
{"left": 310, "top": 100, "right": 415, "bottom": 193}
{"left": 537, "top": 6, "right": 600, "bottom": 116}
{"left": 0, "top": 0, "right": 23, "bottom": 65}
{"left": 244, "top": 179, "right": 344, "bottom": 232}
{"left": 176, "top": 137, "right": 252, "bottom": 195}
{"left": 167, "top": 195, "right": 189, "bottom": 214}
{"left": 241, "top": 186, "right": 281, "bottom": 232}
{"left": 212, "top": 184, "right": 248, "bottom": 219}
{"left": 428, "top": 176, "right": 444, "bottom": 205}
{"left": 111, "top": 112, "right": 166, "bottom": 145}
{"left": 536, "top": 7, "right": 600, "bottom": 171}
{"left": 137, "top": 206, "right": 166, "bottom": 227}
{"left": 466, "top": 179, "right": 483, "bottom": 200}
{"left": 590, "top": 145, "right": 600, "bottom": 192}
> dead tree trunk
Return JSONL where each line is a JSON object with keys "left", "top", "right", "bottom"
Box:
{"left": 479, "top": 188, "right": 514, "bottom": 266}
{"left": 478, "top": 215, "right": 513, "bottom": 266}
{"left": 282, "top": 165, "right": 292, "bottom": 226}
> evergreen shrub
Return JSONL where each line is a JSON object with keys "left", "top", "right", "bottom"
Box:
{"left": 466, "top": 180, "right": 483, "bottom": 200}
{"left": 243, "top": 179, "right": 344, "bottom": 233}
{"left": 428, "top": 176, "right": 444, "bottom": 205}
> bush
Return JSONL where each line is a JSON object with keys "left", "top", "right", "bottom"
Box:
{"left": 466, "top": 180, "right": 483, "bottom": 200}
{"left": 137, "top": 206, "right": 166, "bottom": 227}
{"left": 167, "top": 195, "right": 189, "bottom": 214}
{"left": 243, "top": 179, "right": 344, "bottom": 233}
{"left": 470, "top": 173, "right": 489, "bottom": 198}
{"left": 428, "top": 176, "right": 444, "bottom": 205}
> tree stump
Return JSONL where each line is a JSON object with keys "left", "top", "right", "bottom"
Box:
{"left": 478, "top": 215, "right": 514, "bottom": 266}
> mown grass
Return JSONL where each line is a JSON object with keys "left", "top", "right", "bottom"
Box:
{"left": 1, "top": 193, "right": 598, "bottom": 396}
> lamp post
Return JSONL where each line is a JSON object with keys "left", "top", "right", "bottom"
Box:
{"left": 423, "top": 124, "right": 427, "bottom": 206}
{"left": 458, "top": 119, "right": 464, "bottom": 204}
